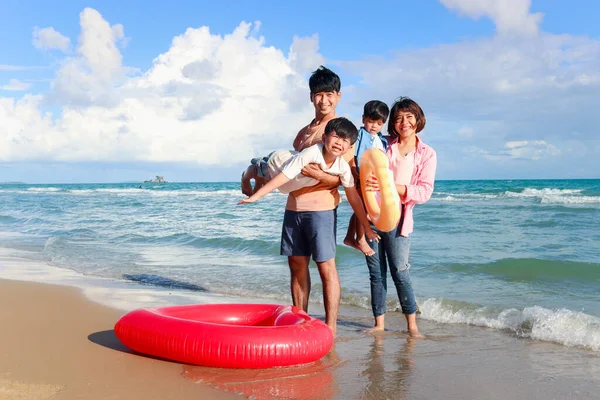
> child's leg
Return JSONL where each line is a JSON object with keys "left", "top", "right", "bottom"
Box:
{"left": 241, "top": 164, "right": 257, "bottom": 196}
{"left": 343, "top": 213, "right": 358, "bottom": 247}
{"left": 252, "top": 176, "right": 266, "bottom": 195}
{"left": 344, "top": 214, "right": 375, "bottom": 256}
{"left": 354, "top": 219, "right": 375, "bottom": 256}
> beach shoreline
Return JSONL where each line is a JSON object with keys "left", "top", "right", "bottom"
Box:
{"left": 1, "top": 266, "right": 599, "bottom": 399}
{"left": 0, "top": 278, "right": 241, "bottom": 400}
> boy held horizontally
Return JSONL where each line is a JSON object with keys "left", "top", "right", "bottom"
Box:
{"left": 239, "top": 117, "right": 380, "bottom": 249}
{"left": 343, "top": 100, "right": 389, "bottom": 256}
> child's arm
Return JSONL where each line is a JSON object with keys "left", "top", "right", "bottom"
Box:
{"left": 343, "top": 186, "right": 380, "bottom": 242}
{"left": 238, "top": 172, "right": 291, "bottom": 204}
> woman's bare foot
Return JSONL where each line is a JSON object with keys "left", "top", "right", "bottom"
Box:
{"left": 408, "top": 329, "right": 425, "bottom": 339}
{"left": 355, "top": 237, "right": 375, "bottom": 256}
{"left": 405, "top": 313, "right": 424, "bottom": 338}
{"left": 362, "top": 325, "right": 385, "bottom": 334}
{"left": 362, "top": 315, "right": 385, "bottom": 333}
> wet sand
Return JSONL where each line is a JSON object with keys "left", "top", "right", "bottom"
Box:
{"left": 1, "top": 277, "right": 598, "bottom": 400}
{"left": 0, "top": 279, "right": 238, "bottom": 400}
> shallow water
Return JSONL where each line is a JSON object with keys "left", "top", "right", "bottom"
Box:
{"left": 1, "top": 179, "right": 599, "bottom": 353}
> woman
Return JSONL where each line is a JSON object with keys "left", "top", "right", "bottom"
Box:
{"left": 363, "top": 97, "right": 437, "bottom": 337}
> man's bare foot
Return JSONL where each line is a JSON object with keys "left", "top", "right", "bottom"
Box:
{"left": 241, "top": 165, "right": 256, "bottom": 196}
{"left": 327, "top": 324, "right": 337, "bottom": 338}
{"left": 355, "top": 237, "right": 375, "bottom": 256}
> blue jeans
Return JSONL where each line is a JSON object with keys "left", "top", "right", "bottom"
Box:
{"left": 365, "top": 228, "right": 417, "bottom": 316}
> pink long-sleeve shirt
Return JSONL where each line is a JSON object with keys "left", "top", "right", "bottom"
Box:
{"left": 386, "top": 136, "right": 437, "bottom": 237}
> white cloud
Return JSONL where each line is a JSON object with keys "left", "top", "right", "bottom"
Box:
{"left": 0, "top": 9, "right": 321, "bottom": 165}
{"left": 1, "top": 79, "right": 32, "bottom": 91}
{"left": 439, "top": 0, "right": 543, "bottom": 36}
{"left": 32, "top": 27, "right": 71, "bottom": 52}
{"left": 1, "top": 6, "right": 598, "bottom": 180}
{"left": 0, "top": 65, "right": 47, "bottom": 71}
{"left": 503, "top": 140, "right": 560, "bottom": 160}
{"left": 49, "top": 8, "right": 132, "bottom": 107}
{"left": 457, "top": 126, "right": 474, "bottom": 138}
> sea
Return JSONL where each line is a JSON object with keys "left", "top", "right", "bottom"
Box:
{"left": 1, "top": 179, "right": 599, "bottom": 356}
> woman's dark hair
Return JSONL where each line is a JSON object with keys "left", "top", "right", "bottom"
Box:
{"left": 388, "top": 97, "right": 426, "bottom": 137}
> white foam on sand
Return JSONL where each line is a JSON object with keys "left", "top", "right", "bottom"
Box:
{"left": 0, "top": 247, "right": 265, "bottom": 312}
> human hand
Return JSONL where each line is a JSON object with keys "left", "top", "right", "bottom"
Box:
{"left": 300, "top": 163, "right": 323, "bottom": 179}
{"left": 364, "top": 174, "right": 380, "bottom": 192}
{"left": 365, "top": 226, "right": 380, "bottom": 243}
{"left": 237, "top": 197, "right": 256, "bottom": 205}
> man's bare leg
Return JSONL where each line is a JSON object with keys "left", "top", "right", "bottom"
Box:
{"left": 316, "top": 258, "right": 341, "bottom": 336}
{"left": 288, "top": 256, "right": 311, "bottom": 312}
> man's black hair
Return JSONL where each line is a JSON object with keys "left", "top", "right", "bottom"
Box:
{"left": 309, "top": 65, "right": 341, "bottom": 94}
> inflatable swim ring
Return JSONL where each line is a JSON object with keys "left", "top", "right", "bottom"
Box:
{"left": 114, "top": 303, "right": 333, "bottom": 369}
{"left": 359, "top": 148, "right": 401, "bottom": 232}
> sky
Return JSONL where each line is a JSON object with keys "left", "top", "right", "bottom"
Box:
{"left": 1, "top": 0, "right": 599, "bottom": 183}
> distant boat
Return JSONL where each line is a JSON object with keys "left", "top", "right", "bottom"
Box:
{"left": 144, "top": 175, "right": 167, "bottom": 183}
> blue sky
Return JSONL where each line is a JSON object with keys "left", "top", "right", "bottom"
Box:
{"left": 1, "top": 0, "right": 599, "bottom": 183}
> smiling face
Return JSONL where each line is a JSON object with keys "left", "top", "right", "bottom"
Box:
{"left": 322, "top": 130, "right": 352, "bottom": 160}
{"left": 394, "top": 111, "right": 418, "bottom": 139}
{"left": 310, "top": 90, "right": 341, "bottom": 118}
{"left": 362, "top": 117, "right": 385, "bottom": 135}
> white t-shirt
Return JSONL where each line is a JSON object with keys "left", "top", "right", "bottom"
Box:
{"left": 268, "top": 144, "right": 354, "bottom": 194}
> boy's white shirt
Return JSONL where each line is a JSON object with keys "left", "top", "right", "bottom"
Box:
{"left": 269, "top": 144, "right": 354, "bottom": 194}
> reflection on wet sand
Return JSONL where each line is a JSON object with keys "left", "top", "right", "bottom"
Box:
{"left": 182, "top": 348, "right": 345, "bottom": 399}
{"left": 358, "top": 334, "right": 416, "bottom": 400}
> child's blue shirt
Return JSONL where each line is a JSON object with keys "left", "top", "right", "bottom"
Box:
{"left": 354, "top": 127, "right": 388, "bottom": 172}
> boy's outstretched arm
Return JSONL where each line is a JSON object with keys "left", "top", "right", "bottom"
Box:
{"left": 238, "top": 172, "right": 291, "bottom": 204}
{"left": 343, "top": 186, "right": 380, "bottom": 242}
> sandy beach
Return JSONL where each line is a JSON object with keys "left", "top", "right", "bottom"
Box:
{"left": 0, "top": 279, "right": 239, "bottom": 400}
{"left": 1, "top": 276, "right": 599, "bottom": 400}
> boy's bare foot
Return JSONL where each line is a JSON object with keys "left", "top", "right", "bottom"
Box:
{"left": 343, "top": 237, "right": 357, "bottom": 249}
{"left": 355, "top": 237, "right": 375, "bottom": 256}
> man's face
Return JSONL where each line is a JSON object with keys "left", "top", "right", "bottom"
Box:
{"left": 310, "top": 91, "right": 341, "bottom": 116}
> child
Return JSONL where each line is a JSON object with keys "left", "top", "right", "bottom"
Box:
{"left": 239, "top": 117, "right": 380, "bottom": 245}
{"left": 343, "top": 100, "right": 390, "bottom": 256}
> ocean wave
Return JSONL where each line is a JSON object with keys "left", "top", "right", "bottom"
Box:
{"left": 77, "top": 188, "right": 244, "bottom": 197}
{"left": 434, "top": 188, "right": 598, "bottom": 204}
{"left": 439, "top": 258, "right": 600, "bottom": 283}
{"left": 419, "top": 298, "right": 600, "bottom": 351}
{"left": 26, "top": 187, "right": 62, "bottom": 192}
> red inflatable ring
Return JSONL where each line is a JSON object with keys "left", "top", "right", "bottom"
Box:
{"left": 114, "top": 303, "right": 334, "bottom": 368}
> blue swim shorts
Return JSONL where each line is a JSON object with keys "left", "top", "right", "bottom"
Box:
{"left": 280, "top": 208, "right": 337, "bottom": 263}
